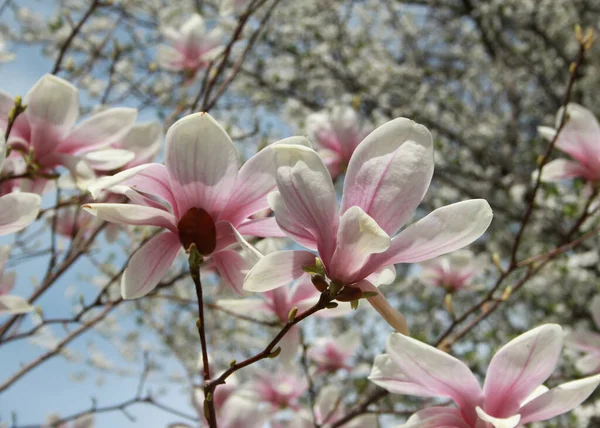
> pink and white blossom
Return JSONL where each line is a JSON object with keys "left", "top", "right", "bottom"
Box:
{"left": 418, "top": 250, "right": 486, "bottom": 292}
{"left": 0, "top": 74, "right": 137, "bottom": 189}
{"left": 565, "top": 294, "right": 600, "bottom": 374}
{"left": 244, "top": 118, "right": 493, "bottom": 334}
{"left": 538, "top": 103, "right": 600, "bottom": 183}
{"left": 306, "top": 106, "right": 371, "bottom": 180}
{"left": 84, "top": 112, "right": 296, "bottom": 299}
{"left": 369, "top": 324, "right": 600, "bottom": 427}
{"left": 157, "top": 15, "right": 224, "bottom": 75}
{"left": 0, "top": 246, "right": 32, "bottom": 315}
{"left": 306, "top": 330, "right": 360, "bottom": 373}
{"left": 242, "top": 367, "right": 308, "bottom": 411}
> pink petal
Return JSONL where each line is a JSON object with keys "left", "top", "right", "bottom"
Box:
{"left": 539, "top": 159, "right": 589, "bottom": 182}
{"left": 0, "top": 192, "right": 41, "bottom": 236}
{"left": 237, "top": 217, "right": 286, "bottom": 238}
{"left": 399, "top": 408, "right": 471, "bottom": 428}
{"left": 519, "top": 374, "right": 600, "bottom": 424}
{"left": 273, "top": 144, "right": 339, "bottom": 264}
{"left": 220, "top": 136, "right": 311, "bottom": 226}
{"left": 358, "top": 280, "right": 408, "bottom": 335}
{"left": 82, "top": 149, "right": 136, "bottom": 171}
{"left": 341, "top": 118, "right": 434, "bottom": 236}
{"left": 62, "top": 107, "right": 137, "bottom": 153}
{"left": 363, "top": 199, "right": 492, "bottom": 274}
{"left": 565, "top": 331, "right": 600, "bottom": 353}
{"left": 483, "top": 324, "right": 563, "bottom": 418}
{"left": 24, "top": 74, "right": 79, "bottom": 132}
{"left": 156, "top": 45, "right": 185, "bottom": 71}
{"left": 369, "top": 354, "right": 439, "bottom": 397}
{"left": 121, "top": 232, "right": 181, "bottom": 299}
{"left": 165, "top": 113, "right": 238, "bottom": 218}
{"left": 328, "top": 206, "right": 391, "bottom": 283}
{"left": 268, "top": 191, "right": 317, "bottom": 250}
{"left": 243, "top": 250, "right": 316, "bottom": 293}
{"left": 383, "top": 330, "right": 483, "bottom": 421}
{"left": 82, "top": 203, "right": 177, "bottom": 233}
{"left": 554, "top": 103, "right": 600, "bottom": 169}
{"left": 212, "top": 249, "right": 247, "bottom": 293}
{"left": 118, "top": 121, "right": 162, "bottom": 167}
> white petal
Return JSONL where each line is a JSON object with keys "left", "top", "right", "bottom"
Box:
{"left": 0, "top": 192, "right": 41, "bottom": 235}
{"left": 243, "top": 250, "right": 315, "bottom": 292}
{"left": 24, "top": 74, "right": 78, "bottom": 130}
{"left": 0, "top": 295, "right": 34, "bottom": 314}
{"left": 475, "top": 407, "right": 520, "bottom": 428}
{"left": 82, "top": 149, "right": 136, "bottom": 171}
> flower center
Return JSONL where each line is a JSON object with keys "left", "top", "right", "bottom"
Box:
{"left": 177, "top": 207, "right": 217, "bottom": 255}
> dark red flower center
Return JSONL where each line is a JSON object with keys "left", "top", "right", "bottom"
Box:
{"left": 177, "top": 207, "right": 217, "bottom": 255}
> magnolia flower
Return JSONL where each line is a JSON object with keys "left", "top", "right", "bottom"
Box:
{"left": 0, "top": 246, "right": 33, "bottom": 315}
{"left": 244, "top": 118, "right": 493, "bottom": 334}
{"left": 418, "top": 250, "right": 486, "bottom": 292}
{"left": 565, "top": 295, "right": 600, "bottom": 374}
{"left": 0, "top": 74, "right": 137, "bottom": 189}
{"left": 217, "top": 277, "right": 351, "bottom": 361}
{"left": 84, "top": 112, "right": 295, "bottom": 299}
{"left": 306, "top": 106, "right": 371, "bottom": 180}
{"left": 290, "top": 384, "right": 377, "bottom": 428}
{"left": 538, "top": 103, "right": 600, "bottom": 183}
{"left": 243, "top": 367, "right": 308, "bottom": 411}
{"left": 0, "top": 134, "right": 41, "bottom": 235}
{"left": 307, "top": 330, "right": 360, "bottom": 373}
{"left": 369, "top": 324, "right": 600, "bottom": 427}
{"left": 157, "top": 14, "right": 224, "bottom": 75}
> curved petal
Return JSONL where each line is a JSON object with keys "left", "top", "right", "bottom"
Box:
{"left": 0, "top": 295, "right": 34, "bottom": 315}
{"left": 555, "top": 103, "right": 600, "bottom": 168}
{"left": 121, "top": 232, "right": 181, "bottom": 299}
{"left": 82, "top": 203, "right": 177, "bottom": 233}
{"left": 342, "top": 118, "right": 434, "bottom": 235}
{"left": 24, "top": 74, "right": 78, "bottom": 131}
{"left": 399, "top": 408, "right": 471, "bottom": 428}
{"left": 539, "top": 159, "right": 587, "bottom": 182}
{"left": 52, "top": 153, "right": 97, "bottom": 190}
{"left": 384, "top": 331, "right": 483, "bottom": 418}
{"left": 0, "top": 192, "right": 41, "bottom": 236}
{"left": 243, "top": 250, "right": 315, "bottom": 293}
{"left": 475, "top": 407, "right": 520, "bottom": 428}
{"left": 219, "top": 136, "right": 311, "bottom": 226}
{"left": 519, "top": 374, "right": 600, "bottom": 424}
{"left": 564, "top": 331, "right": 600, "bottom": 353}
{"left": 483, "top": 324, "right": 563, "bottom": 417}
{"left": 63, "top": 107, "right": 137, "bottom": 153}
{"left": 236, "top": 217, "right": 286, "bottom": 238}
{"left": 82, "top": 149, "right": 136, "bottom": 171}
{"left": 364, "top": 200, "right": 492, "bottom": 273}
{"left": 165, "top": 113, "right": 238, "bottom": 218}
{"left": 329, "top": 206, "right": 391, "bottom": 283}
{"left": 268, "top": 191, "right": 317, "bottom": 250}
{"left": 119, "top": 121, "right": 162, "bottom": 166}
{"left": 273, "top": 144, "right": 339, "bottom": 264}
{"left": 369, "top": 354, "right": 438, "bottom": 397}
{"left": 358, "top": 280, "right": 408, "bottom": 335}
{"left": 212, "top": 249, "right": 247, "bottom": 293}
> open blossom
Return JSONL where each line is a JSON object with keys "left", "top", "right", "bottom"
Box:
{"left": 84, "top": 112, "right": 296, "bottom": 299}
{"left": 0, "top": 246, "right": 33, "bottom": 315}
{"left": 242, "top": 367, "right": 308, "bottom": 411}
{"left": 0, "top": 134, "right": 41, "bottom": 235}
{"left": 217, "top": 277, "right": 351, "bottom": 361}
{"left": 244, "top": 118, "right": 493, "bottom": 334}
{"left": 369, "top": 324, "right": 600, "bottom": 427}
{"left": 418, "top": 250, "right": 486, "bottom": 292}
{"left": 565, "top": 294, "right": 600, "bottom": 374}
{"left": 306, "top": 106, "right": 371, "bottom": 180}
{"left": 0, "top": 74, "right": 137, "bottom": 189}
{"left": 157, "top": 14, "right": 224, "bottom": 75}
{"left": 307, "top": 330, "right": 360, "bottom": 373}
{"left": 538, "top": 103, "right": 600, "bottom": 183}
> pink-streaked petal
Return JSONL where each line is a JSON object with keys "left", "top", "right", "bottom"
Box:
{"left": 121, "top": 232, "right": 181, "bottom": 299}
{"left": 369, "top": 354, "right": 439, "bottom": 397}
{"left": 87, "top": 163, "right": 155, "bottom": 199}
{"left": 273, "top": 144, "right": 339, "bottom": 264}
{"left": 555, "top": 103, "right": 600, "bottom": 168}
{"left": 358, "top": 280, "right": 408, "bottom": 335}
{"left": 212, "top": 249, "right": 247, "bottom": 293}
{"left": 237, "top": 217, "right": 285, "bottom": 238}
{"left": 384, "top": 330, "right": 483, "bottom": 418}
{"left": 82, "top": 149, "right": 136, "bottom": 171}
{"left": 329, "top": 206, "right": 391, "bottom": 283}
{"left": 82, "top": 203, "right": 177, "bottom": 233}
{"left": 519, "top": 374, "right": 600, "bottom": 424}
{"left": 365, "top": 200, "right": 492, "bottom": 273}
{"left": 165, "top": 113, "right": 238, "bottom": 218}
{"left": 289, "top": 276, "right": 319, "bottom": 306}
{"left": 539, "top": 159, "right": 588, "bottom": 182}
{"left": 399, "top": 407, "right": 471, "bottom": 428}
{"left": 0, "top": 295, "right": 34, "bottom": 315}
{"left": 475, "top": 407, "right": 520, "bottom": 428}
{"left": 243, "top": 250, "right": 315, "bottom": 293}
{"left": 341, "top": 118, "right": 433, "bottom": 236}
{"left": 268, "top": 191, "right": 317, "bottom": 250}
{"left": 0, "top": 192, "right": 41, "bottom": 236}
{"left": 63, "top": 107, "right": 137, "bottom": 153}
{"left": 220, "top": 136, "right": 310, "bottom": 226}
{"left": 483, "top": 324, "right": 563, "bottom": 417}
{"left": 114, "top": 164, "right": 177, "bottom": 214}
{"left": 24, "top": 74, "right": 78, "bottom": 131}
